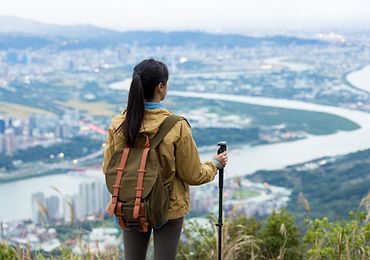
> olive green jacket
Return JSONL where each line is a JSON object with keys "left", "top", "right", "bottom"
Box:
{"left": 102, "top": 108, "right": 218, "bottom": 220}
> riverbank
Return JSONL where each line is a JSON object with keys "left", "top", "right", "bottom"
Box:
{"left": 0, "top": 149, "right": 103, "bottom": 184}
{"left": 109, "top": 80, "right": 370, "bottom": 178}
{"left": 169, "top": 90, "right": 370, "bottom": 178}
{"left": 0, "top": 168, "right": 70, "bottom": 184}
{"left": 346, "top": 65, "right": 370, "bottom": 93}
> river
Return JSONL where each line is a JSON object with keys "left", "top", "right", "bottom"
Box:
{"left": 170, "top": 91, "right": 370, "bottom": 177}
{"left": 346, "top": 65, "right": 370, "bottom": 93}
{"left": 1, "top": 74, "right": 370, "bottom": 222}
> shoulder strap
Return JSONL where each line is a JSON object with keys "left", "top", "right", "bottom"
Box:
{"left": 150, "top": 114, "right": 182, "bottom": 149}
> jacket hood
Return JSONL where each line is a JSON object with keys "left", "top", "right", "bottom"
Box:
{"left": 111, "top": 108, "right": 172, "bottom": 136}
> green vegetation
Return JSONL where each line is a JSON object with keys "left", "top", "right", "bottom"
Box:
{"left": 165, "top": 95, "right": 362, "bottom": 148}
{"left": 192, "top": 127, "right": 260, "bottom": 147}
{"left": 178, "top": 209, "right": 369, "bottom": 260}
{"left": 178, "top": 210, "right": 302, "bottom": 260}
{"left": 259, "top": 210, "right": 301, "bottom": 260}
{"left": 0, "top": 242, "right": 18, "bottom": 259}
{"left": 2, "top": 80, "right": 70, "bottom": 115}
{"left": 233, "top": 190, "right": 259, "bottom": 199}
{"left": 224, "top": 100, "right": 360, "bottom": 135}
{"left": 12, "top": 136, "right": 101, "bottom": 164}
{"left": 248, "top": 149, "right": 370, "bottom": 225}
{"left": 304, "top": 211, "right": 370, "bottom": 259}
{"left": 0, "top": 136, "right": 101, "bottom": 173}
{"left": 167, "top": 96, "right": 359, "bottom": 137}
{"left": 1, "top": 209, "right": 369, "bottom": 259}
{"left": 54, "top": 218, "right": 115, "bottom": 242}
{"left": 0, "top": 156, "right": 15, "bottom": 171}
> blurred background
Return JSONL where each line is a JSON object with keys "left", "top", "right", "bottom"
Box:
{"left": 0, "top": 0, "right": 369, "bottom": 258}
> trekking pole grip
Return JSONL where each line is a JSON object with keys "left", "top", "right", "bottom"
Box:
{"left": 217, "top": 141, "right": 227, "bottom": 154}
{"left": 217, "top": 141, "right": 227, "bottom": 188}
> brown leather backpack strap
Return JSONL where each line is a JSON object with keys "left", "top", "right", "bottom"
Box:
{"left": 116, "top": 201, "right": 126, "bottom": 229}
{"left": 150, "top": 114, "right": 183, "bottom": 149}
{"left": 107, "top": 147, "right": 130, "bottom": 217}
{"left": 133, "top": 146, "right": 150, "bottom": 219}
{"left": 139, "top": 202, "right": 148, "bottom": 232}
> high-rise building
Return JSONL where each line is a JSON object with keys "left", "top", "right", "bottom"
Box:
{"left": 61, "top": 180, "right": 111, "bottom": 222}
{"left": 0, "top": 119, "right": 5, "bottom": 134}
{"left": 63, "top": 110, "right": 79, "bottom": 126}
{"left": 80, "top": 181, "right": 98, "bottom": 217}
{"left": 63, "top": 195, "right": 76, "bottom": 223}
{"left": 0, "top": 134, "right": 4, "bottom": 154}
{"left": 79, "top": 182, "right": 90, "bottom": 217}
{"left": 73, "top": 195, "right": 85, "bottom": 220}
{"left": 77, "top": 180, "right": 111, "bottom": 219}
{"left": 46, "top": 196, "right": 60, "bottom": 220}
{"left": 28, "top": 115, "right": 37, "bottom": 137}
{"left": 55, "top": 120, "right": 72, "bottom": 139}
{"left": 31, "top": 192, "right": 45, "bottom": 224}
{"left": 7, "top": 117, "right": 13, "bottom": 128}
{"left": 3, "top": 128, "right": 16, "bottom": 155}
{"left": 101, "top": 182, "right": 111, "bottom": 213}
{"left": 93, "top": 180, "right": 110, "bottom": 215}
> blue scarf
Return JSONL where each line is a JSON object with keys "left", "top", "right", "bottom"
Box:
{"left": 144, "top": 102, "right": 164, "bottom": 110}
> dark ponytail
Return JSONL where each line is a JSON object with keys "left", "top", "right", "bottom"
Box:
{"left": 123, "top": 74, "right": 144, "bottom": 147}
{"left": 117, "top": 58, "right": 169, "bottom": 147}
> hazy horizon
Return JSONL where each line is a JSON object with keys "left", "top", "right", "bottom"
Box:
{"left": 1, "top": 0, "right": 370, "bottom": 34}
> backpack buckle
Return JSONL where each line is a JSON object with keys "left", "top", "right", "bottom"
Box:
{"left": 127, "top": 221, "right": 140, "bottom": 229}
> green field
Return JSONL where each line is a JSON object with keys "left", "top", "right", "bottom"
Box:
{"left": 165, "top": 96, "right": 360, "bottom": 135}
{"left": 233, "top": 190, "right": 259, "bottom": 199}
{"left": 0, "top": 101, "right": 55, "bottom": 118}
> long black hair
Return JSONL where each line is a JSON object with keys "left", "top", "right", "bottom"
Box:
{"left": 117, "top": 58, "right": 169, "bottom": 147}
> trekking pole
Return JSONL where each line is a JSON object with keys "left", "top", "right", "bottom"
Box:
{"left": 216, "top": 141, "right": 227, "bottom": 260}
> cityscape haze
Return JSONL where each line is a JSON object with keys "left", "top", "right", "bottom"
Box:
{"left": 0, "top": 2, "right": 369, "bottom": 258}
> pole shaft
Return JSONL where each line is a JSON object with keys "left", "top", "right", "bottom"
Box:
{"left": 216, "top": 142, "right": 226, "bottom": 260}
{"left": 218, "top": 170, "right": 224, "bottom": 260}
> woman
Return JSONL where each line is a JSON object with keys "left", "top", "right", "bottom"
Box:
{"left": 102, "top": 58, "right": 228, "bottom": 260}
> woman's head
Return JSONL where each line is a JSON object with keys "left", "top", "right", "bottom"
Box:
{"left": 133, "top": 58, "right": 169, "bottom": 100}
{"left": 121, "top": 58, "right": 169, "bottom": 147}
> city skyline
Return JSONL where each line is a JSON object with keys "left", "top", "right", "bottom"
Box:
{"left": 1, "top": 0, "right": 370, "bottom": 33}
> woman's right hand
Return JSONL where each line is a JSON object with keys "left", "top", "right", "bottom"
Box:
{"left": 213, "top": 151, "right": 228, "bottom": 167}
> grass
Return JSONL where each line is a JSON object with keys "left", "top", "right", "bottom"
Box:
{"left": 0, "top": 102, "right": 55, "bottom": 118}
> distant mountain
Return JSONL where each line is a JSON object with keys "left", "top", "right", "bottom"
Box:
{"left": 0, "top": 15, "right": 327, "bottom": 50}
{"left": 0, "top": 34, "right": 55, "bottom": 49}
{"left": 0, "top": 15, "right": 120, "bottom": 39}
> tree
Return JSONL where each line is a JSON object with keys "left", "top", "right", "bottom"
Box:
{"left": 304, "top": 211, "right": 370, "bottom": 259}
{"left": 178, "top": 215, "right": 261, "bottom": 260}
{"left": 259, "top": 209, "right": 302, "bottom": 260}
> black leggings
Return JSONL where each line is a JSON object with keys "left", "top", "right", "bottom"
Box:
{"left": 122, "top": 217, "right": 184, "bottom": 260}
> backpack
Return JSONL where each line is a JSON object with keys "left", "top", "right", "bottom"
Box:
{"left": 105, "top": 114, "right": 182, "bottom": 232}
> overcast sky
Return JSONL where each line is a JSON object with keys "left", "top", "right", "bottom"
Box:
{"left": 1, "top": 0, "right": 369, "bottom": 33}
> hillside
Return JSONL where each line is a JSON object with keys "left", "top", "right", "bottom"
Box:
{"left": 0, "top": 16, "right": 326, "bottom": 50}
{"left": 248, "top": 148, "right": 370, "bottom": 223}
